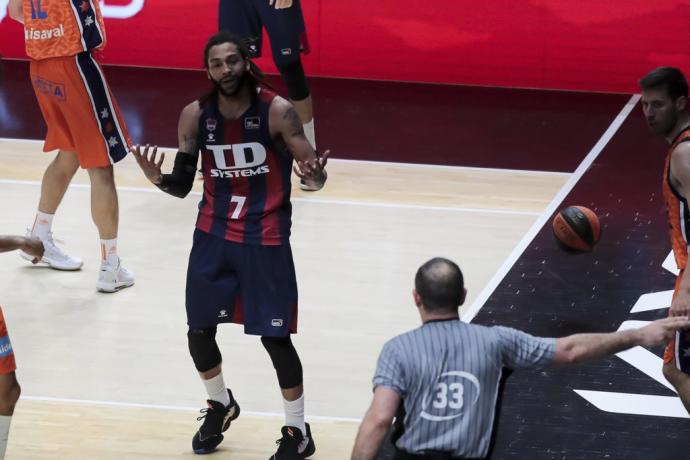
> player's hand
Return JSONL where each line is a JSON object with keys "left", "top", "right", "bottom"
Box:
{"left": 270, "top": 0, "right": 293, "bottom": 9}
{"left": 21, "top": 236, "right": 44, "bottom": 264}
{"left": 637, "top": 316, "right": 690, "bottom": 347}
{"left": 294, "top": 149, "right": 330, "bottom": 189}
{"left": 131, "top": 144, "right": 165, "bottom": 185}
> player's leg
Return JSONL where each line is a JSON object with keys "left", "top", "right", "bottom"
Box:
{"left": 0, "top": 307, "right": 19, "bottom": 460}
{"left": 262, "top": 336, "right": 315, "bottom": 459}
{"left": 24, "top": 59, "right": 83, "bottom": 270}
{"left": 259, "top": 0, "right": 316, "bottom": 147}
{"left": 188, "top": 327, "right": 240, "bottom": 455}
{"left": 66, "top": 52, "right": 133, "bottom": 292}
{"left": 186, "top": 230, "right": 242, "bottom": 454}
{"left": 239, "top": 242, "right": 314, "bottom": 458}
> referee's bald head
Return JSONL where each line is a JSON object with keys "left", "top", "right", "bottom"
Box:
{"left": 414, "top": 258, "right": 465, "bottom": 313}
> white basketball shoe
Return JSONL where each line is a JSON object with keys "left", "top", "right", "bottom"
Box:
{"left": 96, "top": 258, "right": 134, "bottom": 293}
{"left": 20, "top": 232, "right": 83, "bottom": 271}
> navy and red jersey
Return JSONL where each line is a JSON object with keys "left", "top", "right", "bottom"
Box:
{"left": 195, "top": 87, "right": 293, "bottom": 245}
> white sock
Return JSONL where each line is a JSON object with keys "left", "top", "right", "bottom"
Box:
{"left": 100, "top": 238, "right": 119, "bottom": 266}
{"left": 0, "top": 415, "right": 12, "bottom": 459}
{"left": 30, "top": 211, "right": 54, "bottom": 240}
{"left": 203, "top": 373, "right": 231, "bottom": 407}
{"left": 303, "top": 119, "right": 316, "bottom": 150}
{"left": 283, "top": 394, "right": 306, "bottom": 436}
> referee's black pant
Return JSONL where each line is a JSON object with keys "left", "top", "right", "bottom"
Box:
{"left": 394, "top": 449, "right": 486, "bottom": 460}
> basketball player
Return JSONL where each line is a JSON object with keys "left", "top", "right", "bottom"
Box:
{"left": 8, "top": 0, "right": 134, "bottom": 292}
{"left": 218, "top": 0, "right": 319, "bottom": 190}
{"left": 0, "top": 234, "right": 44, "bottom": 459}
{"left": 639, "top": 67, "right": 690, "bottom": 413}
{"left": 351, "top": 258, "right": 690, "bottom": 460}
{"left": 131, "top": 32, "right": 327, "bottom": 458}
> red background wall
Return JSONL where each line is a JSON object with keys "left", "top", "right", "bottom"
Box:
{"left": 1, "top": 0, "right": 689, "bottom": 93}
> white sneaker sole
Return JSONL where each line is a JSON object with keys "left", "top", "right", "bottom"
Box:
{"left": 20, "top": 251, "right": 83, "bottom": 271}
{"left": 96, "top": 279, "right": 135, "bottom": 293}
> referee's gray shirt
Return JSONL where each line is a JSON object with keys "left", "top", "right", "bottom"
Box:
{"left": 373, "top": 319, "right": 556, "bottom": 458}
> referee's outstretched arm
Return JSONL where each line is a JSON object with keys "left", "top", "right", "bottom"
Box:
{"left": 553, "top": 316, "right": 690, "bottom": 364}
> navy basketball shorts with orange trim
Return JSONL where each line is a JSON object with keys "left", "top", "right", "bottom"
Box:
{"left": 218, "top": 0, "right": 309, "bottom": 65}
{"left": 185, "top": 229, "right": 299, "bottom": 337}
{"left": 29, "top": 52, "right": 131, "bottom": 169}
{"left": 0, "top": 307, "right": 16, "bottom": 375}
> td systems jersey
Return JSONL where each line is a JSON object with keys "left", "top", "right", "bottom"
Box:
{"left": 195, "top": 87, "right": 294, "bottom": 246}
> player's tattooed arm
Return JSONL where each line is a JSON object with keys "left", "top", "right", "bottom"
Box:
{"left": 283, "top": 106, "right": 304, "bottom": 137}
{"left": 270, "top": 96, "right": 330, "bottom": 190}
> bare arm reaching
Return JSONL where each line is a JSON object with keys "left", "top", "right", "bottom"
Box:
{"left": 553, "top": 316, "right": 690, "bottom": 364}
{"left": 0, "top": 235, "right": 43, "bottom": 263}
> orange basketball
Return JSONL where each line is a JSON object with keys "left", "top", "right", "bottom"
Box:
{"left": 552, "top": 206, "right": 601, "bottom": 252}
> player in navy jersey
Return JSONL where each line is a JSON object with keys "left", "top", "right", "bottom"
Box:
{"left": 131, "top": 32, "right": 328, "bottom": 459}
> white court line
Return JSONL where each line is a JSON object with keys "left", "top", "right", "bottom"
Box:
{"left": 20, "top": 395, "right": 361, "bottom": 423}
{"left": 0, "top": 137, "right": 571, "bottom": 176}
{"left": 0, "top": 179, "right": 542, "bottom": 216}
{"left": 463, "top": 94, "right": 641, "bottom": 322}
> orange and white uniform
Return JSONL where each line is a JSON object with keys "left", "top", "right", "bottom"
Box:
{"left": 0, "top": 307, "right": 16, "bottom": 375}
{"left": 23, "top": 0, "right": 130, "bottom": 169}
{"left": 662, "top": 126, "right": 690, "bottom": 366}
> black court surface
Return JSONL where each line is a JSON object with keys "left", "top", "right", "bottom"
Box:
{"left": 471, "top": 103, "right": 689, "bottom": 459}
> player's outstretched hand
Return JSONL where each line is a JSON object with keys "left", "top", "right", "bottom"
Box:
{"left": 131, "top": 144, "right": 165, "bottom": 185}
{"left": 21, "top": 236, "right": 44, "bottom": 264}
{"left": 637, "top": 316, "right": 690, "bottom": 347}
{"left": 293, "top": 149, "right": 330, "bottom": 189}
{"left": 270, "top": 0, "right": 293, "bottom": 9}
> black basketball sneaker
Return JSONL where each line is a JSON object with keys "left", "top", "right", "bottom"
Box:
{"left": 268, "top": 423, "right": 316, "bottom": 459}
{"left": 192, "top": 389, "right": 240, "bottom": 454}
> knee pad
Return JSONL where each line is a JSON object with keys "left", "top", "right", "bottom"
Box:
{"left": 188, "top": 327, "right": 222, "bottom": 372}
{"left": 276, "top": 59, "right": 310, "bottom": 102}
{"left": 261, "top": 336, "right": 303, "bottom": 389}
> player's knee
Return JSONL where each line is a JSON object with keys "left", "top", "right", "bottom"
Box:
{"left": 0, "top": 378, "right": 20, "bottom": 416}
{"left": 261, "top": 336, "right": 303, "bottom": 389}
{"left": 188, "top": 327, "right": 222, "bottom": 372}
{"left": 87, "top": 164, "right": 115, "bottom": 184}
{"left": 276, "top": 59, "right": 310, "bottom": 102}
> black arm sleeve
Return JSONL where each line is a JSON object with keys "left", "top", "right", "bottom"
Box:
{"left": 156, "top": 151, "right": 198, "bottom": 198}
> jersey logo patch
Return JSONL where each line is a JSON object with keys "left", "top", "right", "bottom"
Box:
{"left": 206, "top": 118, "right": 217, "bottom": 132}
{"left": 245, "top": 117, "right": 260, "bottom": 130}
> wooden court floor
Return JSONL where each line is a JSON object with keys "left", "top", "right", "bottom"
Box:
{"left": 0, "top": 139, "right": 568, "bottom": 459}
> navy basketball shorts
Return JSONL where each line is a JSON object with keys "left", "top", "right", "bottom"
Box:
{"left": 218, "top": 0, "right": 309, "bottom": 65}
{"left": 186, "top": 229, "right": 298, "bottom": 337}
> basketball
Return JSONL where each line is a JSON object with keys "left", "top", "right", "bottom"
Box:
{"left": 552, "top": 206, "right": 601, "bottom": 252}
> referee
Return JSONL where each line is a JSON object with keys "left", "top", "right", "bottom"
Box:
{"left": 351, "top": 257, "right": 690, "bottom": 460}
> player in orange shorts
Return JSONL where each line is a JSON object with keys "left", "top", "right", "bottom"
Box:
{"left": 639, "top": 67, "right": 690, "bottom": 413}
{"left": 0, "top": 234, "right": 44, "bottom": 459}
{"left": 9, "top": 0, "right": 134, "bottom": 292}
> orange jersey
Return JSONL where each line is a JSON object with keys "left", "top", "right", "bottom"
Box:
{"left": 0, "top": 306, "right": 16, "bottom": 375}
{"left": 23, "top": 0, "right": 106, "bottom": 60}
{"left": 662, "top": 126, "right": 690, "bottom": 270}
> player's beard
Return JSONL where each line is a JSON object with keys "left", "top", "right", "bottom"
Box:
{"left": 212, "top": 72, "right": 248, "bottom": 97}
